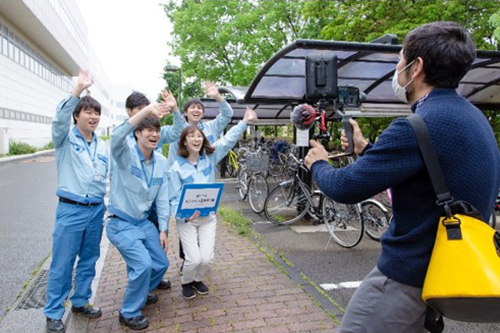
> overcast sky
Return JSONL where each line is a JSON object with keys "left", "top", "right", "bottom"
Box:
{"left": 75, "top": 0, "right": 178, "bottom": 99}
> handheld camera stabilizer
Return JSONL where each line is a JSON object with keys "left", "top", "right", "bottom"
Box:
{"left": 290, "top": 54, "right": 364, "bottom": 158}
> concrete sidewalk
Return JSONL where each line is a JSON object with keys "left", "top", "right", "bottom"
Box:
{"left": 82, "top": 216, "right": 338, "bottom": 333}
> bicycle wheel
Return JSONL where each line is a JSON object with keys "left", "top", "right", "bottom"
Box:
{"left": 322, "top": 197, "right": 363, "bottom": 248}
{"left": 226, "top": 162, "right": 235, "bottom": 177}
{"left": 264, "top": 181, "right": 310, "bottom": 225}
{"left": 361, "top": 200, "right": 391, "bottom": 241}
{"left": 248, "top": 173, "right": 269, "bottom": 214}
{"left": 237, "top": 170, "right": 248, "bottom": 200}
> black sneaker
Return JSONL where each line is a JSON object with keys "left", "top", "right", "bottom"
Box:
{"left": 156, "top": 279, "right": 171, "bottom": 290}
{"left": 192, "top": 281, "right": 209, "bottom": 295}
{"left": 146, "top": 293, "right": 158, "bottom": 305}
{"left": 119, "top": 312, "right": 149, "bottom": 330}
{"left": 46, "top": 318, "right": 65, "bottom": 333}
{"left": 71, "top": 304, "right": 102, "bottom": 319}
{"left": 182, "top": 283, "right": 196, "bottom": 300}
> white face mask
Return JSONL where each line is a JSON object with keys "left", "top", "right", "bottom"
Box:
{"left": 392, "top": 60, "right": 415, "bottom": 104}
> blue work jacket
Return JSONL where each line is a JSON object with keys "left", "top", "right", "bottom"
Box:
{"left": 108, "top": 122, "right": 171, "bottom": 231}
{"left": 168, "top": 120, "right": 247, "bottom": 220}
{"left": 52, "top": 95, "right": 108, "bottom": 204}
{"left": 166, "top": 99, "right": 233, "bottom": 165}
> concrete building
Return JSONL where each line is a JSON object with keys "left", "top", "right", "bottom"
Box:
{"left": 0, "top": 0, "right": 117, "bottom": 153}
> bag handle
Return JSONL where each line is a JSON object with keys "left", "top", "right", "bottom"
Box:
{"left": 407, "top": 114, "right": 454, "bottom": 216}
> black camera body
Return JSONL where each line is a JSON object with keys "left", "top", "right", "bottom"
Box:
{"left": 305, "top": 54, "right": 362, "bottom": 107}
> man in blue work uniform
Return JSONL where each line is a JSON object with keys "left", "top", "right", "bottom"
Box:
{"left": 45, "top": 70, "right": 108, "bottom": 333}
{"left": 116, "top": 89, "right": 185, "bottom": 290}
{"left": 106, "top": 92, "right": 177, "bottom": 330}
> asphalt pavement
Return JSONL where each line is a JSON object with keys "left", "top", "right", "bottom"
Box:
{"left": 0, "top": 152, "right": 57, "bottom": 323}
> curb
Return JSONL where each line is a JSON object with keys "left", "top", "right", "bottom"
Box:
{"left": 0, "top": 149, "right": 55, "bottom": 164}
{"left": 0, "top": 229, "right": 110, "bottom": 333}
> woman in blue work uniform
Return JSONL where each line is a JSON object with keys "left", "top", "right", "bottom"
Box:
{"left": 106, "top": 91, "right": 180, "bottom": 331}
{"left": 164, "top": 80, "right": 234, "bottom": 273}
{"left": 169, "top": 107, "right": 257, "bottom": 300}
{"left": 45, "top": 70, "right": 108, "bottom": 333}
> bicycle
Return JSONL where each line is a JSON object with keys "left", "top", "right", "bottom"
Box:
{"left": 226, "top": 148, "right": 239, "bottom": 177}
{"left": 263, "top": 154, "right": 364, "bottom": 248}
{"left": 360, "top": 199, "right": 391, "bottom": 241}
{"left": 236, "top": 148, "right": 269, "bottom": 214}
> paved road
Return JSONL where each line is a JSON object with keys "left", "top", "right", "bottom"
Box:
{"left": 218, "top": 175, "right": 500, "bottom": 333}
{"left": 0, "top": 154, "right": 58, "bottom": 322}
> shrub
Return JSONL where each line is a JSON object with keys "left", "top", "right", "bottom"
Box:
{"left": 9, "top": 141, "right": 36, "bottom": 155}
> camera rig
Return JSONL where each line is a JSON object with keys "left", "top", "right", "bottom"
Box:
{"left": 304, "top": 54, "right": 365, "bottom": 155}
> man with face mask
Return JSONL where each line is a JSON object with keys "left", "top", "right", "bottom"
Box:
{"left": 305, "top": 22, "right": 500, "bottom": 332}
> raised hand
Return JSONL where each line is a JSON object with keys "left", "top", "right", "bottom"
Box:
{"left": 204, "top": 81, "right": 222, "bottom": 101}
{"left": 161, "top": 89, "right": 178, "bottom": 113}
{"left": 243, "top": 107, "right": 258, "bottom": 124}
{"left": 146, "top": 103, "right": 169, "bottom": 119}
{"left": 72, "top": 70, "right": 93, "bottom": 98}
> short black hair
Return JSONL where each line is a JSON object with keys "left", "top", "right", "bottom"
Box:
{"left": 403, "top": 21, "right": 476, "bottom": 88}
{"left": 126, "top": 91, "right": 150, "bottom": 110}
{"left": 73, "top": 96, "right": 101, "bottom": 125}
{"left": 183, "top": 98, "right": 205, "bottom": 113}
{"left": 134, "top": 115, "right": 161, "bottom": 141}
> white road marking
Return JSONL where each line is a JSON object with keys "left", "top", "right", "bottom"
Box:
{"left": 320, "top": 281, "right": 362, "bottom": 291}
{"left": 291, "top": 224, "right": 327, "bottom": 233}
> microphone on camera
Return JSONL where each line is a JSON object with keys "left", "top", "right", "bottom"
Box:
{"left": 290, "top": 104, "right": 318, "bottom": 130}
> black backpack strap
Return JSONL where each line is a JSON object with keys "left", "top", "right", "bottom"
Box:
{"left": 407, "top": 114, "right": 453, "bottom": 215}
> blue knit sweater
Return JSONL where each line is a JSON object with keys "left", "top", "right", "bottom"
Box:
{"left": 311, "top": 88, "right": 500, "bottom": 288}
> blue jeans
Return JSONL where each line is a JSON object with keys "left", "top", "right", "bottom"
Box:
{"left": 44, "top": 201, "right": 105, "bottom": 320}
{"left": 106, "top": 217, "right": 169, "bottom": 319}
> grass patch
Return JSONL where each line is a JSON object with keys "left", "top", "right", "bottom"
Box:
{"left": 98, "top": 135, "right": 110, "bottom": 141}
{"left": 301, "top": 272, "right": 345, "bottom": 320}
{"left": 219, "top": 206, "right": 252, "bottom": 236}
{"left": 16, "top": 253, "right": 51, "bottom": 299}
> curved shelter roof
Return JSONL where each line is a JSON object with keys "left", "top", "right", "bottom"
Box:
{"left": 201, "top": 38, "right": 500, "bottom": 123}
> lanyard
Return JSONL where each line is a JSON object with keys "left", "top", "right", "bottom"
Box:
{"left": 141, "top": 160, "right": 155, "bottom": 188}
{"left": 79, "top": 137, "right": 97, "bottom": 164}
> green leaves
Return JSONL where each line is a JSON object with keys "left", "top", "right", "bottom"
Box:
{"left": 163, "top": 0, "right": 321, "bottom": 87}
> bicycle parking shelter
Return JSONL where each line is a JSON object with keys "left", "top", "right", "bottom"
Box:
{"left": 202, "top": 37, "right": 500, "bottom": 199}
{"left": 202, "top": 38, "right": 500, "bottom": 124}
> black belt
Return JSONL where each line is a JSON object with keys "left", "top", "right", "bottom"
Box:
{"left": 59, "top": 197, "right": 101, "bottom": 207}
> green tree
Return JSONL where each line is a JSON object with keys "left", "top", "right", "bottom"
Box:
{"left": 163, "top": 0, "right": 322, "bottom": 87}
{"left": 303, "top": 0, "right": 498, "bottom": 49}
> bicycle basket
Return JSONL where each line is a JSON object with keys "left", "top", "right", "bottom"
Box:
{"left": 246, "top": 152, "right": 269, "bottom": 173}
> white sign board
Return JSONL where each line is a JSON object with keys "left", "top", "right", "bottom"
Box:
{"left": 296, "top": 128, "right": 310, "bottom": 147}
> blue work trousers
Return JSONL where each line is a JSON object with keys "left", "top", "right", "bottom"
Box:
{"left": 44, "top": 201, "right": 105, "bottom": 320}
{"left": 106, "top": 217, "right": 169, "bottom": 319}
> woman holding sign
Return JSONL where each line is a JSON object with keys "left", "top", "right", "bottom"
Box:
{"left": 169, "top": 107, "right": 257, "bottom": 300}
